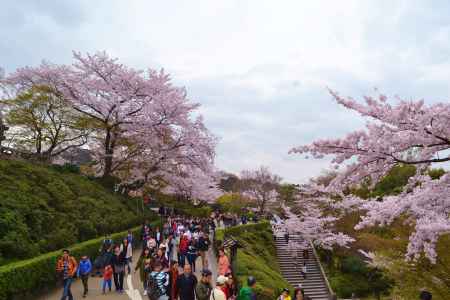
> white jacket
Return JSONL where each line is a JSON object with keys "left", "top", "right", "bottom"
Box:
{"left": 210, "top": 287, "right": 226, "bottom": 300}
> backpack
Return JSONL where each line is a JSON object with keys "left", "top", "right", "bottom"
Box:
{"left": 147, "top": 273, "right": 163, "bottom": 300}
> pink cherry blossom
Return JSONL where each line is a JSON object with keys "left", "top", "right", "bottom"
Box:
{"left": 291, "top": 89, "right": 450, "bottom": 262}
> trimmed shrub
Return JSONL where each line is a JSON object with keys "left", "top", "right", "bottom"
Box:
{"left": 0, "top": 159, "right": 151, "bottom": 262}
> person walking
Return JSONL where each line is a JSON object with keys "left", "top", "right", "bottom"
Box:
{"left": 149, "top": 261, "right": 170, "bottom": 300}
{"left": 302, "top": 248, "right": 309, "bottom": 260}
{"left": 186, "top": 239, "right": 198, "bottom": 272}
{"left": 135, "top": 247, "right": 152, "bottom": 291}
{"left": 168, "top": 261, "right": 179, "bottom": 300}
{"left": 77, "top": 255, "right": 92, "bottom": 298}
{"left": 102, "top": 264, "right": 113, "bottom": 294}
{"left": 237, "top": 276, "right": 256, "bottom": 300}
{"left": 197, "top": 231, "right": 210, "bottom": 269}
{"left": 300, "top": 262, "right": 307, "bottom": 279}
{"left": 176, "top": 264, "right": 198, "bottom": 300}
{"left": 284, "top": 231, "right": 289, "bottom": 244}
{"left": 196, "top": 269, "right": 212, "bottom": 300}
{"left": 211, "top": 276, "right": 227, "bottom": 300}
{"left": 154, "top": 247, "right": 169, "bottom": 270}
{"left": 155, "top": 226, "right": 162, "bottom": 249}
{"left": 178, "top": 234, "right": 189, "bottom": 267}
{"left": 120, "top": 238, "right": 133, "bottom": 274}
{"left": 224, "top": 272, "right": 237, "bottom": 300}
{"left": 111, "top": 245, "right": 126, "bottom": 293}
{"left": 217, "top": 248, "right": 231, "bottom": 276}
{"left": 127, "top": 230, "right": 133, "bottom": 245}
{"left": 56, "top": 249, "right": 78, "bottom": 300}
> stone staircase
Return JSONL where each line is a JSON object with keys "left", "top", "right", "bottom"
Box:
{"left": 275, "top": 234, "right": 331, "bottom": 300}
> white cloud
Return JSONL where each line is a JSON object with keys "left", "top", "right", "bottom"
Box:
{"left": 1, "top": 0, "right": 450, "bottom": 182}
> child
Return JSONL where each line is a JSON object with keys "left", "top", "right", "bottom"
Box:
{"left": 143, "top": 258, "right": 152, "bottom": 296}
{"left": 102, "top": 264, "right": 113, "bottom": 294}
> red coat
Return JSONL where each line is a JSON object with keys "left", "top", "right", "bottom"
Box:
{"left": 103, "top": 265, "right": 113, "bottom": 280}
{"left": 179, "top": 237, "right": 189, "bottom": 254}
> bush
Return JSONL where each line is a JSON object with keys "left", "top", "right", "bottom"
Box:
{"left": 0, "top": 220, "right": 160, "bottom": 300}
{"left": 215, "top": 222, "right": 291, "bottom": 300}
{"left": 0, "top": 159, "right": 150, "bottom": 262}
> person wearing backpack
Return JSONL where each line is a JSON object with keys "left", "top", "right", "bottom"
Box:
{"left": 56, "top": 249, "right": 78, "bottom": 300}
{"left": 148, "top": 261, "right": 169, "bottom": 300}
{"left": 77, "top": 255, "right": 92, "bottom": 298}
{"left": 196, "top": 269, "right": 212, "bottom": 300}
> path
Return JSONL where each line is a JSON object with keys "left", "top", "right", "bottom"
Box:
{"left": 274, "top": 234, "right": 331, "bottom": 300}
{"left": 38, "top": 241, "right": 218, "bottom": 300}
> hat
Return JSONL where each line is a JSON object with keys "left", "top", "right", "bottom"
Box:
{"left": 201, "top": 269, "right": 212, "bottom": 276}
{"left": 216, "top": 275, "right": 228, "bottom": 285}
{"left": 282, "top": 288, "right": 289, "bottom": 293}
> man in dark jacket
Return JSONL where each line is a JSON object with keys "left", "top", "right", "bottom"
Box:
{"left": 195, "top": 269, "right": 212, "bottom": 300}
{"left": 111, "top": 246, "right": 126, "bottom": 293}
{"left": 197, "top": 232, "right": 210, "bottom": 269}
{"left": 176, "top": 264, "right": 197, "bottom": 300}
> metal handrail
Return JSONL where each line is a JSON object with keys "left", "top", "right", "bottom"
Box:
{"left": 310, "top": 241, "right": 334, "bottom": 296}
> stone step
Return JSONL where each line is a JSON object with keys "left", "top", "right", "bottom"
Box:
{"left": 275, "top": 234, "right": 330, "bottom": 300}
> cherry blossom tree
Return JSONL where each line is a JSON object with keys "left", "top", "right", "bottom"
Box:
{"left": 290, "top": 89, "right": 450, "bottom": 262}
{"left": 239, "top": 166, "right": 281, "bottom": 214}
{"left": 3, "top": 52, "right": 194, "bottom": 176}
{"left": 162, "top": 165, "right": 223, "bottom": 203}
{"left": 2, "top": 51, "right": 219, "bottom": 201}
{"left": 281, "top": 194, "right": 354, "bottom": 250}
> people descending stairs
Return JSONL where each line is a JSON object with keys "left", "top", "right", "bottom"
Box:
{"left": 275, "top": 234, "right": 331, "bottom": 300}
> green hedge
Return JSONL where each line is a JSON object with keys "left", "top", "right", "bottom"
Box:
{"left": 0, "top": 220, "right": 160, "bottom": 300}
{"left": 0, "top": 159, "right": 149, "bottom": 263}
{"left": 215, "top": 222, "right": 291, "bottom": 300}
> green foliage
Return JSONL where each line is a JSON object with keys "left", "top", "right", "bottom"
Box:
{"left": 3, "top": 85, "right": 89, "bottom": 159}
{"left": 0, "top": 159, "right": 149, "bottom": 263}
{"left": 216, "top": 222, "right": 291, "bottom": 300}
{"left": 151, "top": 191, "right": 213, "bottom": 218}
{"left": 0, "top": 223, "right": 160, "bottom": 300}
{"left": 216, "top": 193, "right": 251, "bottom": 214}
{"left": 372, "top": 164, "right": 416, "bottom": 197}
{"left": 351, "top": 165, "right": 417, "bottom": 199}
{"left": 278, "top": 184, "right": 298, "bottom": 204}
{"left": 428, "top": 168, "right": 446, "bottom": 180}
{"left": 322, "top": 254, "right": 393, "bottom": 299}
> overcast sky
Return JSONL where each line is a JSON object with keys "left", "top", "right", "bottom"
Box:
{"left": 2, "top": 1, "right": 450, "bottom": 183}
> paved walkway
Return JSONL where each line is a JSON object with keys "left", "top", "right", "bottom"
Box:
{"left": 38, "top": 243, "right": 218, "bottom": 300}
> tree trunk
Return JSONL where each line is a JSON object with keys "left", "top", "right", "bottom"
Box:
{"left": 103, "top": 128, "right": 113, "bottom": 178}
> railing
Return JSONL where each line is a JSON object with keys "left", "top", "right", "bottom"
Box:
{"left": 310, "top": 241, "right": 334, "bottom": 297}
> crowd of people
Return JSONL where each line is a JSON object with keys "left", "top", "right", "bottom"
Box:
{"left": 55, "top": 213, "right": 258, "bottom": 300}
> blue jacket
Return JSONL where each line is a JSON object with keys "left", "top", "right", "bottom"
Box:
{"left": 77, "top": 258, "right": 92, "bottom": 276}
